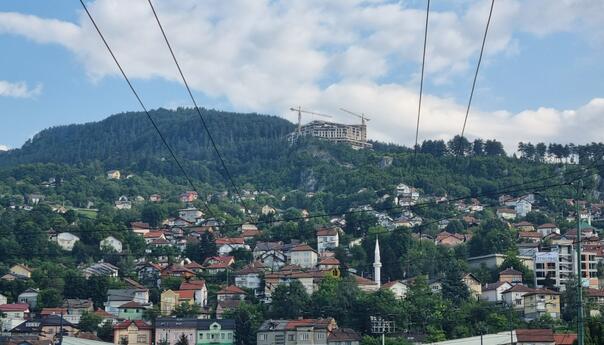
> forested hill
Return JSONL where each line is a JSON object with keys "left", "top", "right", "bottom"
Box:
{"left": 0, "top": 108, "right": 295, "bottom": 168}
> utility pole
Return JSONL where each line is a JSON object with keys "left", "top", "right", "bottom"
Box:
{"left": 576, "top": 180, "right": 585, "bottom": 345}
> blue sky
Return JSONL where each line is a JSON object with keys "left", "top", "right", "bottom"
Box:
{"left": 1, "top": 0, "right": 603, "bottom": 151}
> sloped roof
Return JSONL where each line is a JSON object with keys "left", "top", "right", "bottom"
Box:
{"left": 0, "top": 303, "right": 30, "bottom": 312}
{"left": 175, "top": 290, "right": 195, "bottom": 300}
{"left": 317, "top": 228, "right": 338, "bottom": 236}
{"left": 554, "top": 333, "right": 577, "bottom": 345}
{"left": 515, "top": 328, "right": 554, "bottom": 342}
{"left": 217, "top": 285, "right": 246, "bottom": 295}
{"left": 500, "top": 267, "right": 523, "bottom": 276}
{"left": 351, "top": 273, "right": 378, "bottom": 286}
{"left": 502, "top": 285, "right": 534, "bottom": 294}
{"left": 328, "top": 328, "right": 362, "bottom": 342}
{"left": 113, "top": 320, "right": 152, "bottom": 330}
{"left": 318, "top": 257, "right": 340, "bottom": 265}
{"left": 180, "top": 280, "right": 206, "bottom": 290}
{"left": 291, "top": 244, "right": 317, "bottom": 253}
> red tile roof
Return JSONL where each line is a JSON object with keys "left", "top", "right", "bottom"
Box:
{"left": 180, "top": 280, "right": 206, "bottom": 290}
{"left": 40, "top": 308, "right": 67, "bottom": 315}
{"left": 318, "top": 257, "right": 340, "bottom": 265}
{"left": 291, "top": 244, "right": 316, "bottom": 252}
{"left": 215, "top": 237, "right": 245, "bottom": 245}
{"left": 500, "top": 267, "right": 523, "bottom": 276}
{"left": 175, "top": 290, "right": 195, "bottom": 300}
{"left": 0, "top": 303, "right": 29, "bottom": 312}
{"left": 119, "top": 301, "right": 146, "bottom": 309}
{"left": 114, "top": 320, "right": 152, "bottom": 330}
{"left": 515, "top": 329, "right": 554, "bottom": 342}
{"left": 217, "top": 285, "right": 246, "bottom": 295}
{"left": 317, "top": 228, "right": 339, "bottom": 236}
{"left": 554, "top": 333, "right": 577, "bottom": 345}
{"left": 144, "top": 231, "right": 164, "bottom": 238}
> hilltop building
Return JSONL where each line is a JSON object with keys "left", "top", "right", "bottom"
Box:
{"left": 287, "top": 120, "right": 372, "bottom": 149}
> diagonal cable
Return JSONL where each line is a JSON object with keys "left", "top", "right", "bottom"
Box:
{"left": 146, "top": 0, "right": 249, "bottom": 217}
{"left": 457, "top": 0, "right": 495, "bottom": 156}
{"left": 413, "top": 0, "right": 431, "bottom": 159}
{"left": 78, "top": 0, "right": 214, "bottom": 218}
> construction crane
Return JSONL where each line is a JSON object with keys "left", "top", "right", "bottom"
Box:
{"left": 340, "top": 108, "right": 371, "bottom": 126}
{"left": 290, "top": 106, "right": 333, "bottom": 133}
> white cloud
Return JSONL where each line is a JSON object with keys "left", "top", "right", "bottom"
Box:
{"left": 0, "top": 80, "right": 42, "bottom": 98}
{"left": 0, "top": 0, "right": 602, "bottom": 151}
{"left": 0, "top": 145, "right": 9, "bottom": 151}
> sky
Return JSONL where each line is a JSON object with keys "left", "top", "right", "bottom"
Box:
{"left": 0, "top": 0, "right": 603, "bottom": 153}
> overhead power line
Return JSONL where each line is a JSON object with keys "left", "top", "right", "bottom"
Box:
{"left": 457, "top": 0, "right": 495, "bottom": 155}
{"left": 413, "top": 0, "right": 431, "bottom": 158}
{"left": 146, "top": 0, "right": 249, "bottom": 217}
{"left": 78, "top": 0, "right": 214, "bottom": 218}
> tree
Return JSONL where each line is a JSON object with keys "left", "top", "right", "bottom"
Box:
{"left": 224, "top": 303, "right": 264, "bottom": 345}
{"left": 172, "top": 302, "right": 202, "bottom": 318}
{"left": 37, "top": 288, "right": 63, "bottom": 308}
{"left": 472, "top": 139, "right": 484, "bottom": 156}
{"left": 78, "top": 311, "right": 102, "bottom": 332}
{"left": 484, "top": 140, "right": 506, "bottom": 156}
{"left": 141, "top": 204, "right": 166, "bottom": 228}
{"left": 441, "top": 262, "right": 470, "bottom": 304}
{"left": 175, "top": 334, "right": 189, "bottom": 345}
{"left": 199, "top": 232, "right": 217, "bottom": 261}
{"left": 270, "top": 280, "right": 310, "bottom": 319}
{"left": 468, "top": 219, "right": 516, "bottom": 257}
{"left": 345, "top": 212, "right": 378, "bottom": 237}
{"left": 97, "top": 320, "right": 114, "bottom": 342}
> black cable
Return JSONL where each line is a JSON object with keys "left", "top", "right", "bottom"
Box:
{"left": 457, "top": 0, "right": 495, "bottom": 155}
{"left": 413, "top": 0, "right": 431, "bottom": 159}
{"left": 146, "top": 0, "right": 249, "bottom": 217}
{"left": 78, "top": 0, "right": 214, "bottom": 219}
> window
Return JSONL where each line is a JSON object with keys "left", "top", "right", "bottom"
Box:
{"left": 288, "top": 334, "right": 296, "bottom": 341}
{"left": 221, "top": 333, "right": 225, "bottom": 339}
{"left": 259, "top": 334, "right": 268, "bottom": 341}
{"left": 199, "top": 334, "right": 203, "bottom": 340}
{"left": 300, "top": 333, "right": 310, "bottom": 340}
{"left": 137, "top": 335, "right": 147, "bottom": 343}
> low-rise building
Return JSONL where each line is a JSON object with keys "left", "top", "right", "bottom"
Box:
{"left": 0, "top": 303, "right": 30, "bottom": 331}
{"left": 257, "top": 318, "right": 337, "bottom": 345}
{"left": 481, "top": 281, "right": 512, "bottom": 302}
{"left": 55, "top": 232, "right": 80, "bottom": 251}
{"left": 118, "top": 301, "right": 148, "bottom": 320}
{"left": 155, "top": 318, "right": 235, "bottom": 345}
{"left": 316, "top": 228, "right": 339, "bottom": 253}
{"left": 179, "top": 280, "right": 208, "bottom": 307}
{"left": 501, "top": 285, "right": 535, "bottom": 310}
{"left": 100, "top": 236, "right": 123, "bottom": 253}
{"left": 113, "top": 320, "right": 153, "bottom": 345}
{"left": 234, "top": 262, "right": 265, "bottom": 294}
{"left": 17, "top": 288, "right": 39, "bottom": 309}
{"left": 104, "top": 289, "right": 149, "bottom": 316}
{"left": 522, "top": 289, "right": 561, "bottom": 321}
{"left": 290, "top": 244, "right": 318, "bottom": 269}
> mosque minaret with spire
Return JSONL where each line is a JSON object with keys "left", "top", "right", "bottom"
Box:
{"left": 373, "top": 237, "right": 382, "bottom": 287}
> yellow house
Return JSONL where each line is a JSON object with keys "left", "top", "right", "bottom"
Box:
{"left": 523, "top": 288, "right": 560, "bottom": 321}
{"left": 113, "top": 320, "right": 152, "bottom": 345}
{"left": 107, "top": 170, "right": 121, "bottom": 180}
{"left": 10, "top": 264, "right": 32, "bottom": 279}
{"left": 160, "top": 290, "right": 195, "bottom": 315}
{"left": 463, "top": 273, "right": 482, "bottom": 300}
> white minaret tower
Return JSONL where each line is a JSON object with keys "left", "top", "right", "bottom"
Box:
{"left": 373, "top": 237, "right": 382, "bottom": 287}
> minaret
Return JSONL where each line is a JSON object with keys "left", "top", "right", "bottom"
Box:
{"left": 373, "top": 237, "right": 382, "bottom": 287}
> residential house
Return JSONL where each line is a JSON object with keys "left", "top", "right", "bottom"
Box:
{"left": 17, "top": 288, "right": 39, "bottom": 309}
{"left": 514, "top": 221, "right": 535, "bottom": 232}
{"left": 9, "top": 264, "right": 32, "bottom": 279}
{"left": 317, "top": 257, "right": 340, "bottom": 271}
{"left": 179, "top": 191, "right": 198, "bottom": 203}
{"left": 499, "top": 267, "right": 523, "bottom": 284}
{"left": 143, "top": 231, "right": 165, "bottom": 245}
{"left": 496, "top": 208, "right": 517, "bottom": 220}
{"left": 11, "top": 315, "right": 78, "bottom": 340}
{"left": 351, "top": 274, "right": 379, "bottom": 293}
{"left": 241, "top": 227, "right": 261, "bottom": 242}
{"left": 502, "top": 285, "right": 535, "bottom": 311}
{"left": 82, "top": 262, "right": 119, "bottom": 279}
{"left": 179, "top": 280, "right": 208, "bottom": 307}
{"left": 55, "top": 232, "right": 80, "bottom": 251}
{"left": 202, "top": 256, "right": 235, "bottom": 275}
{"left": 515, "top": 199, "right": 532, "bottom": 217}
{"left": 104, "top": 289, "right": 149, "bottom": 316}
{"left": 63, "top": 298, "right": 94, "bottom": 324}
{"left": 537, "top": 223, "right": 560, "bottom": 237}
{"left": 264, "top": 269, "right": 339, "bottom": 299}
{"left": 161, "top": 264, "right": 195, "bottom": 280}
{"left": 216, "top": 237, "right": 249, "bottom": 256}
{"left": 130, "top": 222, "right": 151, "bottom": 235}
{"left": 115, "top": 196, "right": 132, "bottom": 210}
{"left": 184, "top": 261, "right": 204, "bottom": 275}
{"left": 106, "top": 170, "right": 121, "bottom": 180}
{"left": 518, "top": 231, "right": 543, "bottom": 243}
{"left": 434, "top": 231, "right": 467, "bottom": 247}
{"left": 197, "top": 319, "right": 236, "bottom": 344}
{"left": 327, "top": 328, "right": 362, "bottom": 345}
{"left": 100, "top": 236, "right": 123, "bottom": 253}
{"left": 0, "top": 303, "right": 29, "bottom": 331}
{"left": 137, "top": 262, "right": 162, "bottom": 287}
{"left": 26, "top": 194, "right": 45, "bottom": 205}
{"left": 216, "top": 285, "right": 246, "bottom": 303}
{"left": 290, "top": 244, "right": 318, "bottom": 269}
{"left": 154, "top": 318, "right": 196, "bottom": 345}
{"left": 178, "top": 207, "right": 204, "bottom": 224}
{"left": 523, "top": 289, "right": 561, "bottom": 321}
{"left": 257, "top": 318, "right": 337, "bottom": 345}
{"left": 149, "top": 194, "right": 161, "bottom": 203}
{"left": 463, "top": 273, "right": 482, "bottom": 299}
{"left": 234, "top": 262, "right": 265, "bottom": 294}
{"left": 113, "top": 320, "right": 153, "bottom": 345}
{"left": 316, "top": 228, "right": 339, "bottom": 253}
{"left": 253, "top": 242, "right": 287, "bottom": 271}
{"left": 381, "top": 281, "right": 408, "bottom": 300}
{"left": 515, "top": 329, "right": 555, "bottom": 345}
{"left": 0, "top": 293, "right": 7, "bottom": 305}
{"left": 160, "top": 290, "right": 195, "bottom": 316}
{"left": 261, "top": 205, "right": 276, "bottom": 215}
{"left": 586, "top": 288, "right": 604, "bottom": 316}
{"left": 481, "top": 281, "right": 512, "bottom": 302}
{"left": 118, "top": 302, "right": 148, "bottom": 320}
